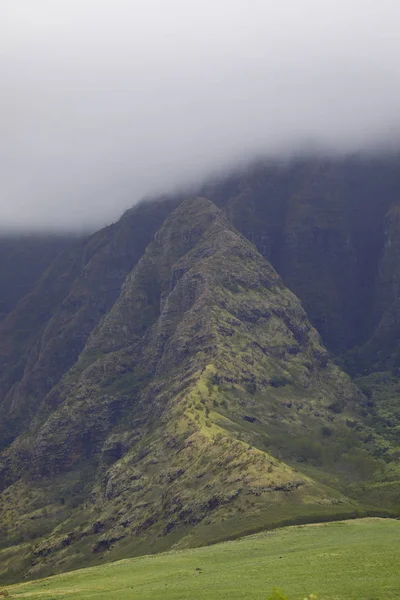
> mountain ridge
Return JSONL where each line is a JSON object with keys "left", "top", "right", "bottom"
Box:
{"left": 0, "top": 158, "right": 399, "bottom": 583}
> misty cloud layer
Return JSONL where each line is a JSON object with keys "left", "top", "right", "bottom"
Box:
{"left": 2, "top": 0, "right": 400, "bottom": 230}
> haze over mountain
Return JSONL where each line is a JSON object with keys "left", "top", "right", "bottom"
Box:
{"left": 2, "top": 0, "right": 400, "bottom": 230}
{"left": 2, "top": 0, "right": 400, "bottom": 590}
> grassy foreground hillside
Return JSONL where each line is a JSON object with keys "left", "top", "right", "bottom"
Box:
{"left": 5, "top": 518, "right": 400, "bottom": 600}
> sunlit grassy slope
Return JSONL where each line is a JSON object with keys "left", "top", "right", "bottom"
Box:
{"left": 6, "top": 518, "right": 400, "bottom": 600}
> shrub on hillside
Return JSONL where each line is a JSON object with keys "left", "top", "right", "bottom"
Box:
{"left": 269, "top": 375, "right": 291, "bottom": 388}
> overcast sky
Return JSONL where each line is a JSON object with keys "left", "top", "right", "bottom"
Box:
{"left": 1, "top": 0, "right": 400, "bottom": 230}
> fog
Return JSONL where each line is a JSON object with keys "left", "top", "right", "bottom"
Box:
{"left": 2, "top": 0, "right": 400, "bottom": 230}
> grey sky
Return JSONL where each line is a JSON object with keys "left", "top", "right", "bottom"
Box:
{"left": 1, "top": 0, "right": 400, "bottom": 230}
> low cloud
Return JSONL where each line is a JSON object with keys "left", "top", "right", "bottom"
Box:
{"left": 1, "top": 0, "right": 400, "bottom": 230}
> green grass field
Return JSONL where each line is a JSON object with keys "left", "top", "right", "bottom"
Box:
{"left": 5, "top": 518, "right": 400, "bottom": 600}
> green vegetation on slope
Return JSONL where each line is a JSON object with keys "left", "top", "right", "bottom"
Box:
{"left": 0, "top": 197, "right": 399, "bottom": 582}
{"left": 0, "top": 198, "right": 177, "bottom": 451}
{"left": 4, "top": 519, "right": 400, "bottom": 600}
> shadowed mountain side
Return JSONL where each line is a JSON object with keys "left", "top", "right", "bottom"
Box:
{"left": 203, "top": 156, "right": 400, "bottom": 359}
{"left": 0, "top": 235, "right": 79, "bottom": 324}
{"left": 2, "top": 155, "right": 400, "bottom": 452}
{"left": 0, "top": 198, "right": 178, "bottom": 450}
{"left": 0, "top": 197, "right": 395, "bottom": 582}
{"left": 350, "top": 203, "right": 400, "bottom": 373}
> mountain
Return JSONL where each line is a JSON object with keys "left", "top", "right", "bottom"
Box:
{"left": 0, "top": 199, "right": 178, "bottom": 451}
{"left": 203, "top": 155, "right": 400, "bottom": 357}
{"left": 0, "top": 156, "right": 399, "bottom": 583}
{"left": 0, "top": 234, "right": 79, "bottom": 325}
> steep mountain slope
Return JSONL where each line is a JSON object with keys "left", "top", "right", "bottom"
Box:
{"left": 0, "top": 198, "right": 178, "bottom": 450}
{"left": 0, "top": 234, "right": 78, "bottom": 324}
{"left": 352, "top": 203, "right": 400, "bottom": 373}
{"left": 2, "top": 155, "right": 400, "bottom": 441}
{"left": 204, "top": 155, "right": 400, "bottom": 356}
{"left": 0, "top": 197, "right": 396, "bottom": 583}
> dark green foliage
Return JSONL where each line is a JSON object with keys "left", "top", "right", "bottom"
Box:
{"left": 104, "top": 370, "right": 152, "bottom": 395}
{"left": 358, "top": 382, "right": 373, "bottom": 399}
{"left": 321, "top": 426, "right": 333, "bottom": 437}
{"left": 328, "top": 401, "right": 344, "bottom": 414}
{"left": 245, "top": 376, "right": 257, "bottom": 395}
{"left": 269, "top": 375, "right": 291, "bottom": 388}
{"left": 209, "top": 373, "right": 221, "bottom": 386}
